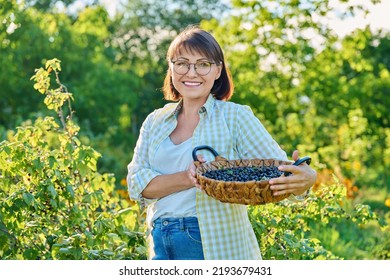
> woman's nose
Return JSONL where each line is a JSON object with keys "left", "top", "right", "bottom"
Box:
{"left": 186, "top": 64, "right": 198, "bottom": 77}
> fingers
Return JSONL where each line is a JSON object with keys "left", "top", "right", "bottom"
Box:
{"left": 189, "top": 171, "right": 203, "bottom": 190}
{"left": 269, "top": 176, "right": 306, "bottom": 195}
{"left": 191, "top": 154, "right": 205, "bottom": 190}
{"left": 292, "top": 150, "right": 299, "bottom": 161}
{"left": 270, "top": 164, "right": 312, "bottom": 185}
{"left": 270, "top": 182, "right": 306, "bottom": 196}
{"left": 269, "top": 163, "right": 313, "bottom": 196}
{"left": 189, "top": 170, "right": 197, "bottom": 183}
{"left": 187, "top": 162, "right": 204, "bottom": 190}
{"left": 196, "top": 154, "right": 206, "bottom": 163}
{"left": 273, "top": 164, "right": 305, "bottom": 180}
{"left": 277, "top": 164, "right": 300, "bottom": 175}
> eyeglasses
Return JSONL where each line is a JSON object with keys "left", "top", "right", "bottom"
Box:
{"left": 171, "top": 60, "right": 216, "bottom": 76}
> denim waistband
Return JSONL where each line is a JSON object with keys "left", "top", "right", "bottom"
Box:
{"left": 152, "top": 217, "right": 199, "bottom": 230}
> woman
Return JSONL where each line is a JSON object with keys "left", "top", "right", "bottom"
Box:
{"left": 127, "top": 25, "right": 317, "bottom": 260}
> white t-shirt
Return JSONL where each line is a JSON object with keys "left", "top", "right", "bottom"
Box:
{"left": 148, "top": 136, "right": 196, "bottom": 222}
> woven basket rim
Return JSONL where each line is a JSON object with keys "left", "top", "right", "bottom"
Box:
{"left": 192, "top": 145, "right": 311, "bottom": 205}
{"left": 195, "top": 157, "right": 293, "bottom": 176}
{"left": 194, "top": 156, "right": 292, "bottom": 205}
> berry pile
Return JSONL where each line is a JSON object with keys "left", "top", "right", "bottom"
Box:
{"left": 203, "top": 166, "right": 283, "bottom": 182}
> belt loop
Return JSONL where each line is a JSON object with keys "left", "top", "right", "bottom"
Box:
{"left": 179, "top": 218, "right": 184, "bottom": 231}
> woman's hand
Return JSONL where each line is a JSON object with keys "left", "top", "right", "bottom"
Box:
{"left": 188, "top": 154, "right": 206, "bottom": 190}
{"left": 269, "top": 150, "right": 317, "bottom": 196}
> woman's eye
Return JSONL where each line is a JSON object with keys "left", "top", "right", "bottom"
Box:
{"left": 176, "top": 62, "right": 188, "bottom": 67}
{"left": 197, "top": 62, "right": 211, "bottom": 68}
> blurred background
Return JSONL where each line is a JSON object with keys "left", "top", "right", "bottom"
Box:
{"left": 1, "top": 0, "right": 389, "bottom": 254}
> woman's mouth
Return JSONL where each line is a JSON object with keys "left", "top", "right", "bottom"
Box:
{"left": 183, "top": 81, "right": 202, "bottom": 86}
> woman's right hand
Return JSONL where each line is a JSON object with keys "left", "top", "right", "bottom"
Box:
{"left": 188, "top": 154, "right": 206, "bottom": 190}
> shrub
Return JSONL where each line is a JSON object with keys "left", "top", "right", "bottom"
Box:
{"left": 249, "top": 176, "right": 388, "bottom": 260}
{"left": 0, "top": 59, "right": 147, "bottom": 259}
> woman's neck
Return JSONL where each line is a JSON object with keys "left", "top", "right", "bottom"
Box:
{"left": 181, "top": 96, "right": 208, "bottom": 117}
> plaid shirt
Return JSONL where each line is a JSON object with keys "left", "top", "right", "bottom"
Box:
{"left": 127, "top": 94, "right": 287, "bottom": 260}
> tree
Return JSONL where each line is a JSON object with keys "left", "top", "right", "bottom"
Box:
{"left": 201, "top": 0, "right": 388, "bottom": 190}
{"left": 112, "top": 0, "right": 230, "bottom": 133}
{"left": 0, "top": 1, "right": 142, "bottom": 181}
{"left": 298, "top": 28, "right": 390, "bottom": 188}
{"left": 24, "top": 0, "right": 84, "bottom": 11}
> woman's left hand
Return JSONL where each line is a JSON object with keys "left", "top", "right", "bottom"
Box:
{"left": 269, "top": 150, "right": 317, "bottom": 196}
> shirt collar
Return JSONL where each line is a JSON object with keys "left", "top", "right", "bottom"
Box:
{"left": 201, "top": 94, "right": 216, "bottom": 119}
{"left": 171, "top": 100, "right": 183, "bottom": 117}
{"left": 170, "top": 94, "right": 216, "bottom": 119}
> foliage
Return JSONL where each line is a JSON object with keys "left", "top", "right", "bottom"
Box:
{"left": 298, "top": 29, "right": 390, "bottom": 190}
{"left": 24, "top": 0, "right": 80, "bottom": 11}
{"left": 250, "top": 177, "right": 388, "bottom": 260}
{"left": 202, "top": 0, "right": 390, "bottom": 194}
{"left": 0, "top": 59, "right": 146, "bottom": 260}
{"left": 1, "top": 0, "right": 389, "bottom": 260}
{"left": 0, "top": 0, "right": 230, "bottom": 183}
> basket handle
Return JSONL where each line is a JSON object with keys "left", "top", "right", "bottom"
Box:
{"left": 192, "top": 145, "right": 219, "bottom": 161}
{"left": 283, "top": 156, "right": 311, "bottom": 176}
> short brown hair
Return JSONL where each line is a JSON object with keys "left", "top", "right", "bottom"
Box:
{"left": 162, "top": 25, "right": 234, "bottom": 101}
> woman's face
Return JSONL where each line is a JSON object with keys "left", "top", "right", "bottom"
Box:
{"left": 170, "top": 49, "right": 221, "bottom": 102}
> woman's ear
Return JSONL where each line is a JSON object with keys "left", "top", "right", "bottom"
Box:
{"left": 215, "top": 64, "right": 222, "bottom": 80}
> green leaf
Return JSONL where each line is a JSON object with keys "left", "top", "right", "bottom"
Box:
{"left": 48, "top": 185, "right": 57, "bottom": 198}
{"left": 48, "top": 156, "right": 56, "bottom": 168}
{"left": 66, "top": 185, "right": 75, "bottom": 199}
{"left": 59, "top": 248, "right": 71, "bottom": 254}
{"left": 23, "top": 248, "right": 39, "bottom": 260}
{"left": 102, "top": 250, "right": 114, "bottom": 256}
{"left": 50, "top": 199, "right": 58, "bottom": 210}
{"left": 22, "top": 192, "right": 34, "bottom": 206}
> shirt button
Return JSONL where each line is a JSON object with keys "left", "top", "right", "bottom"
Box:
{"left": 163, "top": 221, "right": 169, "bottom": 226}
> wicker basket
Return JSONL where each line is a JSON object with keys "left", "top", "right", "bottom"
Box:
{"left": 192, "top": 145, "right": 310, "bottom": 205}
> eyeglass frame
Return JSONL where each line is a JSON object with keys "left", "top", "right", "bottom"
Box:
{"left": 170, "top": 60, "right": 219, "bottom": 76}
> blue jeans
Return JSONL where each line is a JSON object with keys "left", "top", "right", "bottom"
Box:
{"left": 151, "top": 217, "right": 204, "bottom": 260}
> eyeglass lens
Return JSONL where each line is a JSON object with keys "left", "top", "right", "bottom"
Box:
{"left": 173, "top": 61, "right": 213, "bottom": 76}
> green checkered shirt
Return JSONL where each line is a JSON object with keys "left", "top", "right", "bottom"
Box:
{"left": 127, "top": 94, "right": 288, "bottom": 259}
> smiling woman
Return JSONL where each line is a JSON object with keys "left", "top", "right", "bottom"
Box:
{"left": 126, "top": 25, "right": 317, "bottom": 260}
{"left": 169, "top": 50, "right": 222, "bottom": 104}
{"left": 162, "top": 26, "right": 233, "bottom": 102}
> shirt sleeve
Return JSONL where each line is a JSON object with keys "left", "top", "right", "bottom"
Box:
{"left": 235, "top": 105, "right": 288, "bottom": 161}
{"left": 126, "top": 111, "right": 161, "bottom": 205}
{"left": 234, "top": 105, "right": 311, "bottom": 203}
